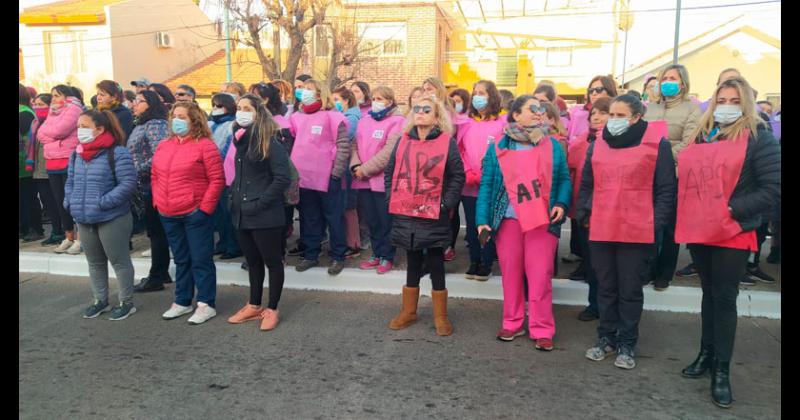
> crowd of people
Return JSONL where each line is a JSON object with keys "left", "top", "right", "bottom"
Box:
{"left": 19, "top": 63, "right": 780, "bottom": 408}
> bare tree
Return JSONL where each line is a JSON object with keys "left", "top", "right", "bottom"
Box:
{"left": 317, "top": 7, "right": 383, "bottom": 91}
{"left": 225, "top": 0, "right": 339, "bottom": 81}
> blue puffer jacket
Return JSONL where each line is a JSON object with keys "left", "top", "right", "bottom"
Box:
{"left": 476, "top": 135, "right": 571, "bottom": 238}
{"left": 65, "top": 144, "right": 137, "bottom": 224}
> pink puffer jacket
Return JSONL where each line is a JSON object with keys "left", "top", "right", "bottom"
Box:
{"left": 36, "top": 97, "right": 82, "bottom": 160}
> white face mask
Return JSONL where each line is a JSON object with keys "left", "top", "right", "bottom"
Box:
{"left": 455, "top": 103, "right": 464, "bottom": 113}
{"left": 77, "top": 127, "right": 96, "bottom": 144}
{"left": 211, "top": 108, "right": 225, "bottom": 116}
{"left": 300, "top": 89, "right": 317, "bottom": 106}
{"left": 713, "top": 104, "right": 743, "bottom": 125}
{"left": 606, "top": 118, "right": 631, "bottom": 136}
{"left": 236, "top": 111, "right": 254, "bottom": 127}
{"left": 371, "top": 101, "right": 386, "bottom": 113}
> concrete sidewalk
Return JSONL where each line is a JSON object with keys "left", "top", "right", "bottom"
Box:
{"left": 19, "top": 273, "right": 780, "bottom": 419}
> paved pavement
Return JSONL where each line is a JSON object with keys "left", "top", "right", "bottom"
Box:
{"left": 19, "top": 273, "right": 780, "bottom": 419}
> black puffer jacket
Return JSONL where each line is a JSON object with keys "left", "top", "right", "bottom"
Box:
{"left": 230, "top": 127, "right": 291, "bottom": 230}
{"left": 727, "top": 125, "right": 781, "bottom": 229}
{"left": 385, "top": 126, "right": 465, "bottom": 251}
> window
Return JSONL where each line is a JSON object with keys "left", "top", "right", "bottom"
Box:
{"left": 44, "top": 31, "right": 87, "bottom": 74}
{"left": 546, "top": 47, "right": 572, "bottom": 67}
{"left": 315, "top": 26, "right": 330, "bottom": 58}
{"left": 357, "top": 22, "right": 406, "bottom": 57}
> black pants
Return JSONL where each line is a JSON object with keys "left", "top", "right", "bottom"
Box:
{"left": 590, "top": 241, "right": 654, "bottom": 348}
{"left": 19, "top": 177, "right": 42, "bottom": 235}
{"left": 144, "top": 192, "right": 171, "bottom": 282}
{"left": 406, "top": 248, "right": 446, "bottom": 291}
{"left": 574, "top": 224, "right": 598, "bottom": 312}
{"left": 282, "top": 205, "right": 294, "bottom": 256}
{"left": 569, "top": 218, "right": 583, "bottom": 257}
{"left": 48, "top": 172, "right": 74, "bottom": 232}
{"left": 237, "top": 227, "right": 285, "bottom": 309}
{"left": 650, "top": 223, "right": 680, "bottom": 284}
{"left": 689, "top": 245, "right": 749, "bottom": 363}
{"left": 35, "top": 178, "right": 62, "bottom": 235}
{"left": 449, "top": 200, "right": 460, "bottom": 248}
{"left": 751, "top": 222, "right": 770, "bottom": 265}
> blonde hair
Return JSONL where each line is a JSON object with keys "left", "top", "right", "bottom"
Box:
{"left": 270, "top": 80, "right": 293, "bottom": 103}
{"left": 404, "top": 95, "right": 453, "bottom": 136}
{"left": 170, "top": 101, "right": 212, "bottom": 140}
{"left": 689, "top": 77, "right": 764, "bottom": 144}
{"left": 371, "top": 85, "right": 396, "bottom": 107}
{"left": 304, "top": 79, "right": 330, "bottom": 109}
{"left": 422, "top": 77, "right": 454, "bottom": 112}
{"left": 543, "top": 102, "right": 567, "bottom": 137}
{"left": 654, "top": 64, "right": 691, "bottom": 102}
{"left": 717, "top": 68, "right": 741, "bottom": 85}
{"left": 407, "top": 86, "right": 424, "bottom": 107}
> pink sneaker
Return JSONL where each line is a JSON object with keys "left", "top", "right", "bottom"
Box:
{"left": 359, "top": 257, "right": 380, "bottom": 270}
{"left": 377, "top": 259, "right": 393, "bottom": 274}
{"left": 444, "top": 247, "right": 456, "bottom": 262}
{"left": 260, "top": 308, "right": 280, "bottom": 331}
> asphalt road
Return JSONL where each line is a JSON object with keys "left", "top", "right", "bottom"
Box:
{"left": 19, "top": 273, "right": 780, "bottom": 419}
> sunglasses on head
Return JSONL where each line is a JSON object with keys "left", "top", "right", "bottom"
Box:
{"left": 175, "top": 92, "right": 191, "bottom": 97}
{"left": 412, "top": 105, "right": 432, "bottom": 114}
{"left": 529, "top": 104, "right": 547, "bottom": 114}
{"left": 588, "top": 87, "right": 606, "bottom": 95}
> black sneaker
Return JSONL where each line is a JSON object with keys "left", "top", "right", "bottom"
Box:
{"left": 219, "top": 252, "right": 243, "bottom": 260}
{"left": 133, "top": 277, "right": 165, "bottom": 293}
{"left": 739, "top": 274, "right": 756, "bottom": 286}
{"left": 295, "top": 258, "right": 319, "bottom": 272}
{"left": 568, "top": 268, "right": 586, "bottom": 281}
{"left": 41, "top": 233, "right": 65, "bottom": 246}
{"left": 241, "top": 261, "right": 249, "bottom": 271}
{"left": 766, "top": 247, "right": 781, "bottom": 264}
{"left": 675, "top": 263, "right": 698, "bottom": 277}
{"left": 328, "top": 260, "right": 345, "bottom": 276}
{"left": 465, "top": 263, "right": 479, "bottom": 280}
{"left": 578, "top": 307, "right": 599, "bottom": 321}
{"left": 22, "top": 231, "right": 45, "bottom": 243}
{"left": 82, "top": 300, "right": 110, "bottom": 319}
{"left": 108, "top": 302, "right": 137, "bottom": 321}
{"left": 287, "top": 244, "right": 305, "bottom": 257}
{"left": 344, "top": 247, "right": 361, "bottom": 259}
{"left": 747, "top": 264, "right": 776, "bottom": 284}
{"left": 653, "top": 280, "right": 670, "bottom": 291}
{"left": 474, "top": 265, "right": 491, "bottom": 281}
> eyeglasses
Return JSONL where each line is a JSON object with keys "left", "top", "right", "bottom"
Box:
{"left": 213, "top": 104, "right": 224, "bottom": 109}
{"left": 529, "top": 104, "right": 547, "bottom": 114}
{"left": 412, "top": 105, "right": 432, "bottom": 114}
{"left": 588, "top": 87, "right": 606, "bottom": 95}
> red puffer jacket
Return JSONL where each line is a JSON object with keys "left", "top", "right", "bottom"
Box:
{"left": 151, "top": 136, "right": 225, "bottom": 217}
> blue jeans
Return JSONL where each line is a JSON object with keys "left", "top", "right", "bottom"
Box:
{"left": 358, "top": 189, "right": 395, "bottom": 261}
{"left": 461, "top": 195, "right": 496, "bottom": 267}
{"left": 160, "top": 209, "right": 217, "bottom": 308}
{"left": 213, "top": 187, "right": 241, "bottom": 255}
{"left": 299, "top": 178, "right": 347, "bottom": 261}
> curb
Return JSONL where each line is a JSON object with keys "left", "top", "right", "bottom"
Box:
{"left": 20, "top": 252, "right": 780, "bottom": 319}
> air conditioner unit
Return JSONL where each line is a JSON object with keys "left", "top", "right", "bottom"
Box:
{"left": 156, "top": 32, "right": 173, "bottom": 49}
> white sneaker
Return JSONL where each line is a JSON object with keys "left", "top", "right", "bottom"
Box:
{"left": 54, "top": 238, "right": 74, "bottom": 253}
{"left": 142, "top": 248, "right": 152, "bottom": 257}
{"left": 188, "top": 302, "right": 217, "bottom": 325}
{"left": 66, "top": 240, "right": 83, "bottom": 255}
{"left": 162, "top": 303, "right": 193, "bottom": 320}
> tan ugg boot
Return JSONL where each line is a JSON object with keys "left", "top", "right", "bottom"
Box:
{"left": 389, "top": 286, "right": 419, "bottom": 330}
{"left": 432, "top": 289, "right": 453, "bottom": 336}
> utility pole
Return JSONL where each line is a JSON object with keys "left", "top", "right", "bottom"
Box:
{"left": 610, "top": 0, "right": 619, "bottom": 77}
{"left": 673, "top": 0, "right": 681, "bottom": 64}
{"left": 224, "top": 1, "right": 232, "bottom": 82}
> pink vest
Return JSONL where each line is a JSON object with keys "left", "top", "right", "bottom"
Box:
{"left": 289, "top": 110, "right": 346, "bottom": 192}
{"left": 273, "top": 114, "right": 290, "bottom": 130}
{"left": 352, "top": 115, "right": 405, "bottom": 192}
{"left": 456, "top": 117, "right": 507, "bottom": 197}
{"left": 222, "top": 128, "right": 246, "bottom": 186}
{"left": 567, "top": 106, "right": 590, "bottom": 145}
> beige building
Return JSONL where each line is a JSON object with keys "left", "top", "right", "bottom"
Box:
{"left": 19, "top": 0, "right": 223, "bottom": 95}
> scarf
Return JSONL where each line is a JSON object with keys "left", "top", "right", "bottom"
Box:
{"left": 76, "top": 131, "right": 116, "bottom": 162}
{"left": 96, "top": 99, "right": 121, "bottom": 112}
{"left": 504, "top": 122, "right": 547, "bottom": 145}
{"left": 368, "top": 105, "right": 396, "bottom": 121}
{"left": 601, "top": 118, "right": 648, "bottom": 149}
{"left": 211, "top": 113, "right": 235, "bottom": 125}
{"left": 301, "top": 100, "right": 323, "bottom": 114}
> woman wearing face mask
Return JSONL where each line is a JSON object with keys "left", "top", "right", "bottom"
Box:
{"left": 37, "top": 84, "right": 84, "bottom": 254}
{"left": 128, "top": 90, "right": 173, "bottom": 293}
{"left": 208, "top": 93, "right": 242, "bottom": 261}
{"left": 641, "top": 76, "right": 658, "bottom": 104}
{"left": 331, "top": 86, "right": 363, "bottom": 259}
{"left": 19, "top": 85, "right": 44, "bottom": 243}
{"left": 643, "top": 64, "right": 702, "bottom": 290}
{"left": 577, "top": 95, "right": 677, "bottom": 370}
{"left": 567, "top": 97, "right": 611, "bottom": 322}
{"left": 385, "top": 96, "right": 465, "bottom": 336}
{"left": 29, "top": 93, "right": 64, "bottom": 246}
{"left": 456, "top": 80, "right": 505, "bottom": 281}
{"left": 476, "top": 95, "right": 571, "bottom": 350}
{"left": 95, "top": 80, "right": 134, "bottom": 143}
{"left": 675, "top": 77, "right": 780, "bottom": 408}
{"left": 152, "top": 101, "right": 225, "bottom": 325}
{"left": 270, "top": 79, "right": 294, "bottom": 117}
{"left": 567, "top": 75, "right": 617, "bottom": 146}
{"left": 289, "top": 79, "right": 351, "bottom": 275}
{"left": 445, "top": 88, "right": 471, "bottom": 258}
{"left": 449, "top": 88, "right": 470, "bottom": 117}
{"left": 66, "top": 110, "right": 138, "bottom": 320}
{"left": 293, "top": 74, "right": 312, "bottom": 111}
{"left": 350, "top": 81, "right": 372, "bottom": 117}
{"left": 350, "top": 86, "right": 406, "bottom": 274}
{"left": 225, "top": 94, "right": 292, "bottom": 330}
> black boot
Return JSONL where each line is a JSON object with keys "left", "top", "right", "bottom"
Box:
{"left": 711, "top": 360, "right": 733, "bottom": 408}
{"left": 681, "top": 346, "right": 714, "bottom": 378}
{"left": 133, "top": 277, "right": 165, "bottom": 293}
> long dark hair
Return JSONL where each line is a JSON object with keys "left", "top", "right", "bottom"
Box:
{"left": 238, "top": 94, "right": 279, "bottom": 161}
{"left": 148, "top": 83, "right": 175, "bottom": 105}
{"left": 249, "top": 82, "right": 286, "bottom": 116}
{"left": 136, "top": 90, "right": 169, "bottom": 124}
{"left": 352, "top": 81, "right": 371, "bottom": 107}
{"left": 211, "top": 93, "right": 237, "bottom": 116}
{"left": 81, "top": 109, "right": 127, "bottom": 146}
{"left": 449, "top": 88, "right": 470, "bottom": 114}
{"left": 468, "top": 80, "right": 502, "bottom": 120}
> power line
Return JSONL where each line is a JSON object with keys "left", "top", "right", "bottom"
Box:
{"left": 19, "top": 22, "right": 218, "bottom": 46}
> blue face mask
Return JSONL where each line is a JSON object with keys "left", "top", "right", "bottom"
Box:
{"left": 294, "top": 88, "right": 303, "bottom": 101}
{"left": 472, "top": 95, "right": 488, "bottom": 111}
{"left": 334, "top": 102, "right": 344, "bottom": 112}
{"left": 659, "top": 81, "right": 681, "bottom": 97}
{"left": 172, "top": 118, "right": 189, "bottom": 136}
